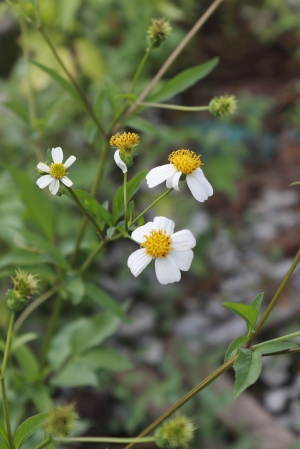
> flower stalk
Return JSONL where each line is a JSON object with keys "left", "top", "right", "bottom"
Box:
{"left": 124, "top": 172, "right": 128, "bottom": 232}
{"left": 129, "top": 188, "right": 173, "bottom": 227}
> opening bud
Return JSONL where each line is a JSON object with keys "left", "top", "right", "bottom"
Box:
{"left": 6, "top": 269, "right": 39, "bottom": 311}
{"left": 209, "top": 95, "right": 237, "bottom": 118}
{"left": 147, "top": 18, "right": 172, "bottom": 49}
{"left": 45, "top": 403, "right": 78, "bottom": 437}
{"left": 110, "top": 132, "right": 140, "bottom": 171}
{"left": 155, "top": 414, "right": 196, "bottom": 449}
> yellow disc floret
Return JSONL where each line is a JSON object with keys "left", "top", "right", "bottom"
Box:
{"left": 142, "top": 229, "right": 173, "bottom": 258}
{"left": 168, "top": 149, "right": 202, "bottom": 174}
{"left": 50, "top": 163, "right": 67, "bottom": 179}
{"left": 110, "top": 132, "right": 140, "bottom": 152}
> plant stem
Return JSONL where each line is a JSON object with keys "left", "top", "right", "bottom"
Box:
{"left": 124, "top": 172, "right": 128, "bottom": 232}
{"left": 14, "top": 285, "right": 60, "bottom": 333}
{"left": 33, "top": 437, "right": 52, "bottom": 449}
{"left": 126, "top": 0, "right": 225, "bottom": 118}
{"left": 0, "top": 312, "right": 16, "bottom": 449}
{"left": 67, "top": 187, "right": 105, "bottom": 239}
{"left": 39, "top": 295, "right": 63, "bottom": 370}
{"left": 247, "top": 247, "right": 300, "bottom": 346}
{"left": 130, "top": 48, "right": 151, "bottom": 94}
{"left": 138, "top": 102, "right": 210, "bottom": 111}
{"left": 123, "top": 356, "right": 236, "bottom": 449}
{"left": 129, "top": 188, "right": 173, "bottom": 227}
{"left": 78, "top": 240, "right": 107, "bottom": 275}
{"left": 54, "top": 437, "right": 155, "bottom": 444}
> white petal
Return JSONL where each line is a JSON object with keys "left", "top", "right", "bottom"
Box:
{"left": 37, "top": 162, "right": 50, "bottom": 173}
{"left": 171, "top": 230, "right": 196, "bottom": 251}
{"left": 153, "top": 217, "right": 174, "bottom": 235}
{"left": 168, "top": 249, "right": 194, "bottom": 271}
{"left": 114, "top": 150, "right": 127, "bottom": 173}
{"left": 131, "top": 222, "right": 154, "bottom": 243}
{"left": 166, "top": 176, "right": 173, "bottom": 188}
{"left": 52, "top": 147, "right": 63, "bottom": 163}
{"left": 155, "top": 256, "right": 181, "bottom": 284}
{"left": 186, "top": 169, "right": 213, "bottom": 202}
{"left": 61, "top": 176, "right": 73, "bottom": 187}
{"left": 128, "top": 248, "right": 152, "bottom": 277}
{"left": 64, "top": 155, "right": 76, "bottom": 169}
{"left": 146, "top": 164, "right": 177, "bottom": 188}
{"left": 171, "top": 171, "right": 181, "bottom": 191}
{"left": 36, "top": 174, "right": 53, "bottom": 189}
{"left": 49, "top": 178, "right": 60, "bottom": 195}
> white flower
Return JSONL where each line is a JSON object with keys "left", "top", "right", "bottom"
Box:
{"left": 36, "top": 147, "right": 76, "bottom": 196}
{"left": 146, "top": 149, "right": 213, "bottom": 202}
{"left": 128, "top": 216, "right": 196, "bottom": 285}
{"left": 114, "top": 150, "right": 127, "bottom": 173}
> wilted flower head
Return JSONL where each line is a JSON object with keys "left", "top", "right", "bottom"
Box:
{"left": 155, "top": 415, "right": 196, "bottom": 449}
{"left": 110, "top": 132, "right": 140, "bottom": 173}
{"left": 6, "top": 269, "right": 39, "bottom": 311}
{"left": 45, "top": 403, "right": 78, "bottom": 437}
{"left": 209, "top": 95, "right": 237, "bottom": 118}
{"left": 147, "top": 18, "right": 172, "bottom": 49}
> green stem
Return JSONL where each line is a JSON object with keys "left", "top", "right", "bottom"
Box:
{"left": 0, "top": 312, "right": 16, "bottom": 449}
{"left": 129, "top": 188, "right": 173, "bottom": 227}
{"left": 138, "top": 102, "right": 209, "bottom": 112}
{"left": 39, "top": 295, "right": 62, "bottom": 370}
{"left": 78, "top": 240, "right": 107, "bottom": 275}
{"left": 14, "top": 285, "right": 60, "bottom": 333}
{"left": 67, "top": 187, "right": 105, "bottom": 239}
{"left": 247, "top": 247, "right": 300, "bottom": 346}
{"left": 124, "top": 172, "right": 128, "bottom": 232}
{"left": 123, "top": 356, "right": 236, "bottom": 449}
{"left": 253, "top": 331, "right": 300, "bottom": 349}
{"left": 54, "top": 437, "right": 155, "bottom": 444}
{"left": 4, "top": 0, "right": 32, "bottom": 22}
{"left": 126, "top": 0, "right": 225, "bottom": 118}
{"left": 32, "top": 437, "right": 52, "bottom": 449}
{"left": 130, "top": 48, "right": 151, "bottom": 94}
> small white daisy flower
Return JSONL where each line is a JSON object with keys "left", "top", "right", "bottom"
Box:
{"left": 36, "top": 147, "right": 76, "bottom": 196}
{"left": 146, "top": 149, "right": 213, "bottom": 202}
{"left": 128, "top": 216, "right": 196, "bottom": 285}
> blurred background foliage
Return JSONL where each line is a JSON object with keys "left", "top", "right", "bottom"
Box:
{"left": 1, "top": 0, "right": 300, "bottom": 448}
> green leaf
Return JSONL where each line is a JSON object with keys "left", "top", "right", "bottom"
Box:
{"left": 84, "top": 120, "right": 98, "bottom": 144}
{"left": 50, "top": 362, "right": 98, "bottom": 388}
{"left": 104, "top": 77, "right": 123, "bottom": 118}
{"left": 14, "top": 414, "right": 48, "bottom": 449}
{"left": 106, "top": 226, "right": 116, "bottom": 238}
{"left": 3, "top": 164, "right": 55, "bottom": 241}
{"left": 148, "top": 58, "right": 219, "bottom": 103}
{"left": 65, "top": 189, "right": 113, "bottom": 228}
{"left": 223, "top": 302, "right": 258, "bottom": 329}
{"left": 76, "top": 347, "right": 133, "bottom": 371}
{"left": 29, "top": 60, "right": 83, "bottom": 106}
{"left": 70, "top": 311, "right": 122, "bottom": 355}
{"left": 254, "top": 341, "right": 298, "bottom": 355}
{"left": 14, "top": 345, "right": 39, "bottom": 383}
{"left": 0, "top": 440, "right": 9, "bottom": 449}
{"left": 122, "top": 116, "right": 159, "bottom": 134}
{"left": 250, "top": 293, "right": 264, "bottom": 314}
{"left": 225, "top": 336, "right": 248, "bottom": 361}
{"left": 85, "top": 283, "right": 130, "bottom": 323}
{"left": 30, "top": 385, "right": 53, "bottom": 413}
{"left": 290, "top": 181, "right": 300, "bottom": 186}
{"left": 59, "top": 0, "right": 81, "bottom": 30}
{"left": 0, "top": 249, "right": 40, "bottom": 269}
{"left": 11, "top": 333, "right": 38, "bottom": 352}
{"left": 0, "top": 419, "right": 9, "bottom": 448}
{"left": 65, "top": 274, "right": 85, "bottom": 305}
{"left": 233, "top": 349, "right": 262, "bottom": 398}
{"left": 3, "top": 102, "right": 29, "bottom": 125}
{"left": 112, "top": 170, "right": 147, "bottom": 223}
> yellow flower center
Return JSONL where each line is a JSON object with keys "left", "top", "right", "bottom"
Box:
{"left": 142, "top": 229, "right": 173, "bottom": 258}
{"left": 110, "top": 132, "right": 140, "bottom": 152}
{"left": 168, "top": 149, "right": 202, "bottom": 174}
{"left": 50, "top": 163, "right": 67, "bottom": 179}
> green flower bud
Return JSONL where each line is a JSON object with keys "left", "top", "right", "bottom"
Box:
{"left": 147, "top": 18, "right": 172, "bottom": 49}
{"left": 6, "top": 269, "right": 39, "bottom": 311}
{"left": 209, "top": 95, "right": 237, "bottom": 118}
{"left": 45, "top": 403, "right": 78, "bottom": 437}
{"left": 155, "top": 415, "right": 196, "bottom": 449}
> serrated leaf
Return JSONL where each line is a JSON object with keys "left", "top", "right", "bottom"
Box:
{"left": 77, "top": 347, "right": 133, "bottom": 371}
{"left": 233, "top": 349, "right": 262, "bottom": 398}
{"left": 112, "top": 170, "right": 147, "bottom": 223}
{"left": 85, "top": 283, "right": 130, "bottom": 323}
{"left": 225, "top": 336, "right": 248, "bottom": 361}
{"left": 0, "top": 418, "right": 9, "bottom": 448}
{"left": 223, "top": 302, "right": 258, "bottom": 329}
{"left": 3, "top": 101, "right": 29, "bottom": 125}
{"left": 254, "top": 341, "right": 298, "bottom": 355}
{"left": 50, "top": 362, "right": 98, "bottom": 388}
{"left": 29, "top": 60, "right": 83, "bottom": 106}
{"left": 14, "top": 414, "right": 47, "bottom": 449}
{"left": 123, "top": 116, "right": 159, "bottom": 134}
{"left": 148, "top": 58, "right": 219, "bottom": 103}
{"left": 65, "top": 188, "right": 113, "bottom": 228}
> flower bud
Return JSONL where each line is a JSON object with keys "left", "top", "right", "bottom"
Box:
{"left": 209, "top": 95, "right": 237, "bottom": 118}
{"left": 155, "top": 415, "right": 196, "bottom": 449}
{"left": 45, "top": 403, "right": 78, "bottom": 437}
{"left": 6, "top": 269, "right": 39, "bottom": 311}
{"left": 110, "top": 132, "right": 140, "bottom": 172}
{"left": 147, "top": 18, "right": 172, "bottom": 49}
